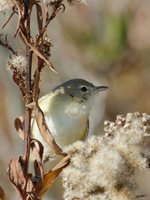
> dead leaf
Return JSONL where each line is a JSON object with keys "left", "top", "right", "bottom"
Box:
{"left": 35, "top": 3, "right": 43, "bottom": 33}
{"left": 8, "top": 156, "right": 27, "bottom": 199}
{"left": 14, "top": 116, "right": 24, "bottom": 140}
{"left": 30, "top": 139, "right": 44, "bottom": 179}
{"left": 35, "top": 105, "right": 67, "bottom": 156}
{"left": 27, "top": 102, "right": 66, "bottom": 157}
{"left": 8, "top": 156, "right": 40, "bottom": 199}
{"left": 36, "top": 155, "right": 70, "bottom": 196}
{"left": 13, "top": 0, "right": 24, "bottom": 37}
{"left": 19, "top": 29, "right": 56, "bottom": 73}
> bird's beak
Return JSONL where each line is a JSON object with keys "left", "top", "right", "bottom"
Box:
{"left": 94, "top": 85, "right": 108, "bottom": 93}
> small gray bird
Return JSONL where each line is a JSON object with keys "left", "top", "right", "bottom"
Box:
{"left": 31, "top": 78, "right": 108, "bottom": 161}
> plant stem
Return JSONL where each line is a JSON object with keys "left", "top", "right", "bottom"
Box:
{"left": 23, "top": 0, "right": 32, "bottom": 180}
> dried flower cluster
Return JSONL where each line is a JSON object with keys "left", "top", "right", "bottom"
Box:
{"left": 7, "top": 55, "right": 27, "bottom": 73}
{"left": 62, "top": 113, "right": 150, "bottom": 200}
{"left": 39, "top": 35, "right": 53, "bottom": 58}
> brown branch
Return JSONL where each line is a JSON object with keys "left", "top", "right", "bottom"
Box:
{"left": 22, "top": 0, "right": 33, "bottom": 193}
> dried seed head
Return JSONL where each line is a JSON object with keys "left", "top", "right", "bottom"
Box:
{"left": 39, "top": 35, "right": 53, "bottom": 57}
{"left": 62, "top": 113, "right": 150, "bottom": 200}
{"left": 7, "top": 55, "right": 27, "bottom": 73}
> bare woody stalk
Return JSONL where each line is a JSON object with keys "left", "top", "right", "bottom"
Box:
{"left": 22, "top": 0, "right": 32, "bottom": 182}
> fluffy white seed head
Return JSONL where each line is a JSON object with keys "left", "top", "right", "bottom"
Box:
{"left": 62, "top": 113, "right": 149, "bottom": 200}
{"left": 7, "top": 55, "right": 27, "bottom": 73}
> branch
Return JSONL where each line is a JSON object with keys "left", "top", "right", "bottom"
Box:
{"left": 22, "top": 0, "right": 32, "bottom": 187}
{"left": 2, "top": 11, "right": 16, "bottom": 29}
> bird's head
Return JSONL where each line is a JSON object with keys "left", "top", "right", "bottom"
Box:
{"left": 54, "top": 78, "right": 108, "bottom": 104}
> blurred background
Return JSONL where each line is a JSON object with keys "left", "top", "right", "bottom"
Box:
{"left": 0, "top": 0, "right": 150, "bottom": 199}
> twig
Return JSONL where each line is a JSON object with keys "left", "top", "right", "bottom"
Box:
{"left": 2, "top": 11, "right": 16, "bottom": 29}
{"left": 0, "top": 36, "right": 17, "bottom": 55}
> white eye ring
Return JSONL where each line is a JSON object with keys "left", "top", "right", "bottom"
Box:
{"left": 80, "top": 86, "right": 88, "bottom": 92}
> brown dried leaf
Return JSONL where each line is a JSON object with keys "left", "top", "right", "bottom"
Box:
{"left": 0, "top": 185, "right": 6, "bottom": 200}
{"left": 33, "top": 68, "right": 41, "bottom": 103}
{"left": 19, "top": 29, "right": 56, "bottom": 73}
{"left": 30, "top": 139, "right": 44, "bottom": 178}
{"left": 8, "top": 156, "right": 39, "bottom": 199}
{"left": 45, "top": 3, "right": 49, "bottom": 24}
{"left": 13, "top": 0, "right": 24, "bottom": 37}
{"left": 36, "top": 155, "right": 70, "bottom": 196}
{"left": 8, "top": 156, "right": 26, "bottom": 199}
{"left": 27, "top": 102, "right": 66, "bottom": 156}
{"left": 14, "top": 116, "right": 24, "bottom": 139}
{"left": 35, "top": 3, "right": 43, "bottom": 33}
{"left": 35, "top": 105, "right": 66, "bottom": 156}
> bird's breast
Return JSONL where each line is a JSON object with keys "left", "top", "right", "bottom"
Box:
{"left": 31, "top": 95, "right": 89, "bottom": 159}
{"left": 45, "top": 100, "right": 88, "bottom": 147}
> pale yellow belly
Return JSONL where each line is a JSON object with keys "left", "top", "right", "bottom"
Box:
{"left": 31, "top": 114, "right": 88, "bottom": 160}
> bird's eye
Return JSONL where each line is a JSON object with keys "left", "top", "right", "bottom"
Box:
{"left": 80, "top": 86, "right": 88, "bottom": 92}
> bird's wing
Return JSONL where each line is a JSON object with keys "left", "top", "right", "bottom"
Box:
{"left": 38, "top": 92, "right": 54, "bottom": 114}
{"left": 83, "top": 118, "right": 89, "bottom": 140}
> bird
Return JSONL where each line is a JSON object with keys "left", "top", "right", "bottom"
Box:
{"left": 31, "top": 78, "right": 108, "bottom": 162}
